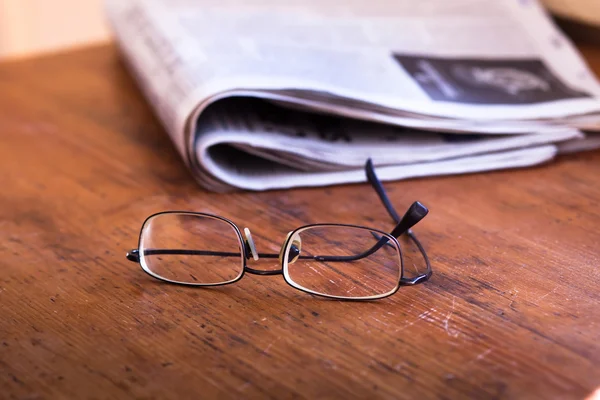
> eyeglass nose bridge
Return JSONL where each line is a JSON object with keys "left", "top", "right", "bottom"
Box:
{"left": 241, "top": 230, "right": 301, "bottom": 276}
{"left": 279, "top": 231, "right": 302, "bottom": 265}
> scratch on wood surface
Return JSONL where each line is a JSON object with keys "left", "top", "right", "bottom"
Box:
{"left": 262, "top": 336, "right": 281, "bottom": 354}
{"left": 509, "top": 288, "right": 519, "bottom": 309}
{"left": 204, "top": 376, "right": 223, "bottom": 391}
{"left": 476, "top": 348, "right": 493, "bottom": 362}
{"left": 534, "top": 286, "right": 558, "bottom": 305}
{"left": 394, "top": 362, "right": 406, "bottom": 371}
{"left": 372, "top": 317, "right": 389, "bottom": 327}
{"left": 443, "top": 297, "right": 460, "bottom": 338}
{"left": 395, "top": 311, "right": 432, "bottom": 333}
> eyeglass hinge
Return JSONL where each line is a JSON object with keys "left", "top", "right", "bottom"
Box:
{"left": 126, "top": 249, "right": 140, "bottom": 262}
{"left": 400, "top": 271, "right": 432, "bottom": 286}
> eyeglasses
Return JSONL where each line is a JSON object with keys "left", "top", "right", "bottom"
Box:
{"left": 126, "top": 160, "right": 431, "bottom": 300}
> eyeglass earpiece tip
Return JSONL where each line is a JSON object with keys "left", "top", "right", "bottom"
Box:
{"left": 410, "top": 201, "right": 429, "bottom": 218}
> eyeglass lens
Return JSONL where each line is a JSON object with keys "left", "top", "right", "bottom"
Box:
{"left": 139, "top": 213, "right": 244, "bottom": 285}
{"left": 283, "top": 225, "right": 402, "bottom": 299}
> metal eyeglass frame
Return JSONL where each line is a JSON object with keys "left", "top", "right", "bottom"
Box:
{"left": 126, "top": 159, "right": 432, "bottom": 300}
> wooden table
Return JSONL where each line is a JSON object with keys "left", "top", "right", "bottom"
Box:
{"left": 2, "top": 43, "right": 600, "bottom": 400}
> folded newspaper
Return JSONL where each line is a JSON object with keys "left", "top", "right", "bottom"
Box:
{"left": 105, "top": 0, "right": 600, "bottom": 191}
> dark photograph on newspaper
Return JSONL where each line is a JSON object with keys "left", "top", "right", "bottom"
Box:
{"left": 393, "top": 55, "right": 590, "bottom": 104}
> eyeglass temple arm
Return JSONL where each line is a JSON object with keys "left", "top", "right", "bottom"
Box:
{"left": 327, "top": 201, "right": 430, "bottom": 270}
{"left": 366, "top": 158, "right": 401, "bottom": 224}
{"left": 126, "top": 249, "right": 309, "bottom": 262}
{"left": 306, "top": 169, "right": 430, "bottom": 265}
{"left": 126, "top": 249, "right": 245, "bottom": 262}
{"left": 404, "top": 230, "right": 432, "bottom": 285}
{"left": 365, "top": 159, "right": 432, "bottom": 285}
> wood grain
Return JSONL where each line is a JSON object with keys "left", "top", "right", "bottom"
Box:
{"left": 1, "top": 43, "right": 600, "bottom": 400}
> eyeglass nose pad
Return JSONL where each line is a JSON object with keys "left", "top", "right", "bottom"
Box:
{"left": 278, "top": 232, "right": 302, "bottom": 265}
{"left": 244, "top": 228, "right": 259, "bottom": 261}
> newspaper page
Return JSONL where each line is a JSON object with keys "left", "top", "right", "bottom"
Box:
{"left": 105, "top": 0, "right": 600, "bottom": 191}
{"left": 193, "top": 98, "right": 582, "bottom": 189}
